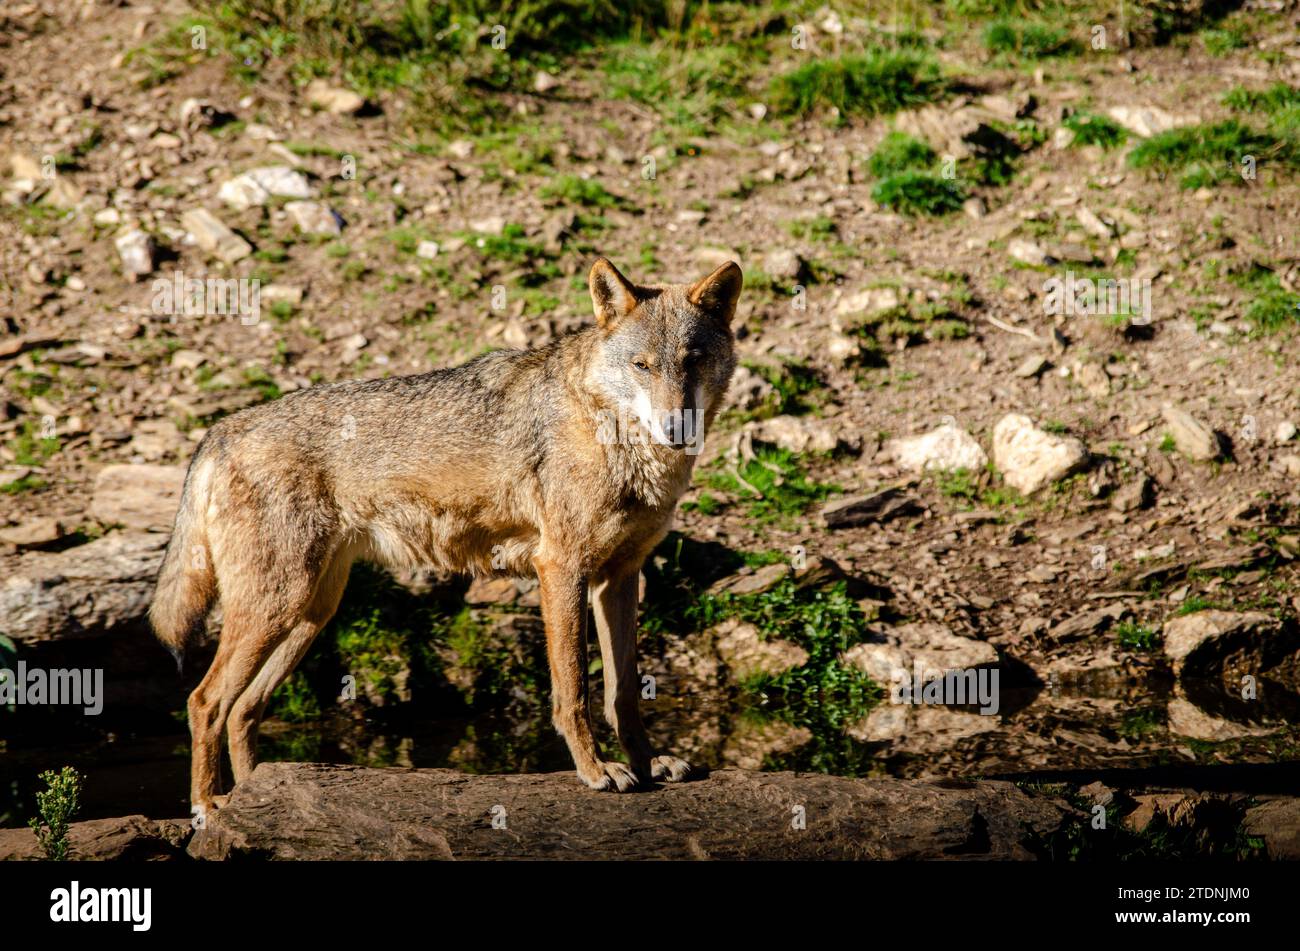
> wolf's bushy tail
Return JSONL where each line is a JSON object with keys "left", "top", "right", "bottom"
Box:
{"left": 149, "top": 456, "right": 217, "bottom": 670}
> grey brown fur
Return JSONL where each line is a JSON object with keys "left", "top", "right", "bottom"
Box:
{"left": 150, "top": 258, "right": 743, "bottom": 812}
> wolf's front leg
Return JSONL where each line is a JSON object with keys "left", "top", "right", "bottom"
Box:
{"left": 535, "top": 558, "right": 640, "bottom": 792}
{"left": 592, "top": 568, "right": 693, "bottom": 784}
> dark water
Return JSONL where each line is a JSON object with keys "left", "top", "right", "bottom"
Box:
{"left": 5, "top": 672, "right": 1299, "bottom": 827}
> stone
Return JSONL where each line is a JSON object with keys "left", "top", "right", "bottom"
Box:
{"left": 188, "top": 762, "right": 1069, "bottom": 860}
{"left": 885, "top": 424, "right": 987, "bottom": 473}
{"left": 1243, "top": 800, "right": 1300, "bottom": 860}
{"left": 533, "top": 70, "right": 561, "bottom": 93}
{"left": 171, "top": 349, "right": 206, "bottom": 370}
{"left": 0, "top": 517, "right": 62, "bottom": 548}
{"left": 1275, "top": 421, "right": 1296, "bottom": 444}
{"left": 1048, "top": 603, "right": 1130, "bottom": 642}
{"left": 713, "top": 618, "right": 808, "bottom": 680}
{"left": 991, "top": 414, "right": 1087, "bottom": 495}
{"left": 464, "top": 576, "right": 518, "bottom": 605}
{"left": 724, "top": 365, "right": 775, "bottom": 412}
{"left": 1161, "top": 406, "right": 1221, "bottom": 461}
{"left": 0, "top": 815, "right": 190, "bottom": 861}
{"left": 1008, "top": 238, "right": 1048, "bottom": 267}
{"left": 1111, "top": 474, "right": 1153, "bottom": 512}
{"left": 1108, "top": 105, "right": 1198, "bottom": 138}
{"left": 710, "top": 563, "right": 791, "bottom": 597}
{"left": 306, "top": 79, "right": 365, "bottom": 114}
{"left": 416, "top": 240, "right": 439, "bottom": 260}
{"left": 0, "top": 532, "right": 168, "bottom": 642}
{"left": 245, "top": 165, "right": 314, "bottom": 199}
{"left": 744, "top": 414, "right": 838, "bottom": 454}
{"left": 1162, "top": 610, "right": 1297, "bottom": 681}
{"left": 842, "top": 622, "right": 998, "bottom": 685}
{"left": 1075, "top": 206, "right": 1114, "bottom": 239}
{"left": 166, "top": 388, "right": 264, "bottom": 420}
{"left": 1015, "top": 354, "right": 1049, "bottom": 378}
{"left": 284, "top": 200, "right": 342, "bottom": 235}
{"left": 820, "top": 487, "right": 921, "bottom": 528}
{"left": 1166, "top": 697, "right": 1277, "bottom": 741}
{"left": 90, "top": 464, "right": 186, "bottom": 531}
{"left": 114, "top": 229, "right": 157, "bottom": 277}
{"left": 181, "top": 208, "right": 252, "bottom": 263}
{"left": 764, "top": 248, "right": 805, "bottom": 281}
{"left": 217, "top": 175, "right": 269, "bottom": 210}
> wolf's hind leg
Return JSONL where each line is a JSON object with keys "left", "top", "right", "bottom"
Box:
{"left": 227, "top": 551, "right": 353, "bottom": 783}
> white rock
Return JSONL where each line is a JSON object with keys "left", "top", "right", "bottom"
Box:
{"left": 114, "top": 229, "right": 157, "bottom": 277}
{"left": 1107, "top": 105, "right": 1199, "bottom": 138}
{"left": 992, "top": 413, "right": 1087, "bottom": 494}
{"left": 181, "top": 208, "right": 252, "bottom": 263}
{"left": 746, "top": 415, "right": 839, "bottom": 454}
{"left": 416, "top": 240, "right": 439, "bottom": 260}
{"left": 1008, "top": 238, "right": 1048, "bottom": 267}
{"left": 285, "top": 200, "right": 342, "bottom": 235}
{"left": 1161, "top": 406, "right": 1221, "bottom": 461}
{"left": 246, "top": 166, "right": 314, "bottom": 199}
{"left": 306, "top": 79, "right": 364, "bottom": 114}
{"left": 217, "top": 175, "right": 269, "bottom": 210}
{"left": 885, "top": 424, "right": 987, "bottom": 473}
{"left": 1275, "top": 421, "right": 1297, "bottom": 444}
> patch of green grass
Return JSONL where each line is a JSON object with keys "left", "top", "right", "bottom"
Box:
{"left": 539, "top": 174, "right": 628, "bottom": 209}
{"left": 868, "top": 131, "right": 937, "bottom": 177}
{"left": 1127, "top": 120, "right": 1292, "bottom": 189}
{"left": 770, "top": 49, "right": 943, "bottom": 121}
{"left": 983, "top": 20, "right": 1077, "bottom": 59}
{"left": 871, "top": 171, "right": 966, "bottom": 216}
{"left": 1229, "top": 263, "right": 1300, "bottom": 335}
{"left": 696, "top": 577, "right": 880, "bottom": 730}
{"left": 1202, "top": 27, "right": 1248, "bottom": 57}
{"left": 602, "top": 40, "right": 754, "bottom": 136}
{"left": 703, "top": 446, "right": 839, "bottom": 526}
{"left": 782, "top": 215, "right": 838, "bottom": 243}
{"left": 734, "top": 359, "right": 824, "bottom": 423}
{"left": 1224, "top": 83, "right": 1300, "bottom": 115}
{"left": 6, "top": 419, "right": 59, "bottom": 468}
{"left": 1063, "top": 111, "right": 1128, "bottom": 149}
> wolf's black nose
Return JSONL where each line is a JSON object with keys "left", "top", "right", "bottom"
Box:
{"left": 659, "top": 411, "right": 682, "bottom": 444}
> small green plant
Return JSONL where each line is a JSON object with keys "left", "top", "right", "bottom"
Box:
{"left": 28, "top": 766, "right": 82, "bottom": 860}
{"left": 1202, "top": 27, "right": 1247, "bottom": 57}
{"left": 871, "top": 171, "right": 966, "bottom": 216}
{"left": 1062, "top": 111, "right": 1127, "bottom": 149}
{"left": 539, "top": 174, "right": 627, "bottom": 209}
{"left": 703, "top": 446, "right": 839, "bottom": 526}
{"left": 984, "top": 21, "right": 1076, "bottom": 59}
{"left": 1158, "top": 433, "right": 1177, "bottom": 453}
{"left": 1127, "top": 120, "right": 1290, "bottom": 189}
{"left": 770, "top": 49, "right": 943, "bottom": 120}
{"left": 1114, "top": 621, "right": 1160, "bottom": 651}
{"left": 1223, "top": 83, "right": 1300, "bottom": 115}
{"left": 868, "top": 131, "right": 936, "bottom": 178}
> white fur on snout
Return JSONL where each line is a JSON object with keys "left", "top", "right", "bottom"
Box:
{"left": 632, "top": 388, "right": 672, "bottom": 446}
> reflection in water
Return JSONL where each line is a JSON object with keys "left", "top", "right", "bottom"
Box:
{"left": 4, "top": 671, "right": 1298, "bottom": 827}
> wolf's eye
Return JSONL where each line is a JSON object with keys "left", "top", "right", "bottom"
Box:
{"left": 632, "top": 359, "right": 651, "bottom": 372}
{"left": 683, "top": 350, "right": 704, "bottom": 366}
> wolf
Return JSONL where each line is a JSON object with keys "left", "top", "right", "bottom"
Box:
{"left": 150, "top": 257, "right": 743, "bottom": 811}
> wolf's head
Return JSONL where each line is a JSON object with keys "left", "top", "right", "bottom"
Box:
{"left": 584, "top": 257, "right": 741, "bottom": 453}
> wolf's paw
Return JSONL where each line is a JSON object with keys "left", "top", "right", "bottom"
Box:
{"left": 650, "top": 755, "right": 694, "bottom": 783}
{"left": 580, "top": 761, "right": 642, "bottom": 793}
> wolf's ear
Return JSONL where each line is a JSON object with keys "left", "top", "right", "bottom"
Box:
{"left": 589, "top": 257, "right": 639, "bottom": 328}
{"left": 687, "top": 261, "right": 743, "bottom": 324}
